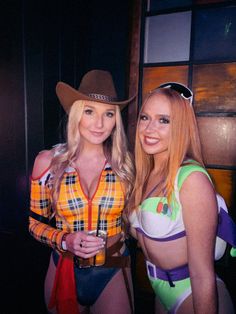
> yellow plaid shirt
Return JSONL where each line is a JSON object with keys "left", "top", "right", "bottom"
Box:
{"left": 29, "top": 162, "right": 125, "bottom": 251}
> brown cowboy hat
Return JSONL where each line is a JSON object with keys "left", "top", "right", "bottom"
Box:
{"left": 56, "top": 69, "right": 136, "bottom": 113}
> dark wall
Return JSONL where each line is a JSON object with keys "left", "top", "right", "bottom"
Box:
{"left": 0, "top": 0, "right": 132, "bottom": 232}
{"left": 0, "top": 1, "right": 133, "bottom": 313}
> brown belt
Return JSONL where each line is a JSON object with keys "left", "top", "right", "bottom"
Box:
{"left": 104, "top": 240, "right": 130, "bottom": 268}
{"left": 105, "top": 240, "right": 134, "bottom": 313}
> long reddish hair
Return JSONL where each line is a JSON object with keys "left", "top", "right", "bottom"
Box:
{"left": 128, "top": 88, "right": 204, "bottom": 213}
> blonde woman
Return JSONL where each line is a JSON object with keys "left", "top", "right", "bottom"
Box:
{"left": 29, "top": 70, "right": 135, "bottom": 314}
{"left": 128, "top": 83, "right": 235, "bottom": 314}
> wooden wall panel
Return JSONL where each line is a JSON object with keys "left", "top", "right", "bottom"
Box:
{"left": 142, "top": 66, "right": 189, "bottom": 100}
{"left": 197, "top": 117, "right": 236, "bottom": 167}
{"left": 127, "top": 0, "right": 142, "bottom": 151}
{"left": 207, "top": 168, "right": 235, "bottom": 209}
{"left": 192, "top": 63, "right": 236, "bottom": 113}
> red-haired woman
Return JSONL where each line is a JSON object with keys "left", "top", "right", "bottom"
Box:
{"left": 128, "top": 82, "right": 235, "bottom": 314}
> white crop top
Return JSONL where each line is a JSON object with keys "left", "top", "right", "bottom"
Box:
{"left": 129, "top": 162, "right": 229, "bottom": 260}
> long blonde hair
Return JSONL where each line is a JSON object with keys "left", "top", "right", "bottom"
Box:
{"left": 50, "top": 100, "right": 134, "bottom": 222}
{"left": 129, "top": 88, "right": 204, "bottom": 212}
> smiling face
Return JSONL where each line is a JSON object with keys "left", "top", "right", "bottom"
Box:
{"left": 79, "top": 100, "right": 116, "bottom": 146}
{"left": 138, "top": 93, "right": 171, "bottom": 157}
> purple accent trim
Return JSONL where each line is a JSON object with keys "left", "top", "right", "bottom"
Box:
{"left": 136, "top": 227, "right": 186, "bottom": 241}
{"left": 217, "top": 207, "right": 236, "bottom": 247}
{"left": 146, "top": 261, "right": 189, "bottom": 282}
{"left": 144, "top": 179, "right": 165, "bottom": 199}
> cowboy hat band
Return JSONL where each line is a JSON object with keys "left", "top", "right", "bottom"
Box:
{"left": 56, "top": 69, "right": 135, "bottom": 113}
{"left": 87, "top": 93, "right": 117, "bottom": 102}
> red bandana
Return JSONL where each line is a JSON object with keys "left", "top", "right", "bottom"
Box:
{"left": 48, "top": 253, "right": 79, "bottom": 314}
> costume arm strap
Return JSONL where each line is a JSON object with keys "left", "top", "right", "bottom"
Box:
{"left": 29, "top": 210, "right": 50, "bottom": 224}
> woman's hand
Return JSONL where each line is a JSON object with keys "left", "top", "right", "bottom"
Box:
{"left": 65, "top": 231, "right": 105, "bottom": 258}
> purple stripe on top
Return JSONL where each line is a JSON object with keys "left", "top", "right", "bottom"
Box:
{"left": 217, "top": 207, "right": 236, "bottom": 247}
{"left": 136, "top": 227, "right": 186, "bottom": 241}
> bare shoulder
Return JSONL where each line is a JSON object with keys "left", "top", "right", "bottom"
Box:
{"left": 31, "top": 149, "right": 54, "bottom": 179}
{"left": 180, "top": 170, "right": 216, "bottom": 207}
{"left": 181, "top": 171, "right": 213, "bottom": 192}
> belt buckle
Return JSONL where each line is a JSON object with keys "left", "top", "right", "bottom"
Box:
{"left": 146, "top": 260, "right": 156, "bottom": 278}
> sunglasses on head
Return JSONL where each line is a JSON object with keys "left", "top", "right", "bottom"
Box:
{"left": 157, "top": 82, "right": 193, "bottom": 104}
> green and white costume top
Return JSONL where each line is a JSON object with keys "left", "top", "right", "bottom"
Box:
{"left": 129, "top": 161, "right": 236, "bottom": 260}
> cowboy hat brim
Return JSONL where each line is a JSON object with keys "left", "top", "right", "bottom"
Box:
{"left": 56, "top": 82, "right": 136, "bottom": 113}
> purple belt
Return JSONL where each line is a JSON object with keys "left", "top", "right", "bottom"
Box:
{"left": 146, "top": 260, "right": 189, "bottom": 287}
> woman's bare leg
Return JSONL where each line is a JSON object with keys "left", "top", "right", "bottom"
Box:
{"left": 155, "top": 296, "right": 167, "bottom": 314}
{"left": 90, "top": 268, "right": 134, "bottom": 314}
{"left": 176, "top": 293, "right": 194, "bottom": 314}
{"left": 176, "top": 279, "right": 234, "bottom": 314}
